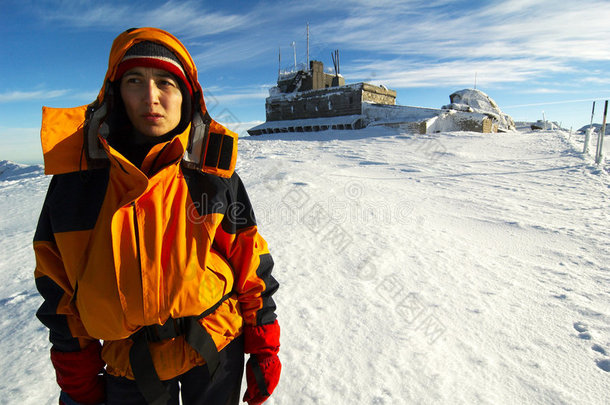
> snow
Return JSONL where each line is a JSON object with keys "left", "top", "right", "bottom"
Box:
{"left": 1, "top": 127, "right": 609, "bottom": 404}
{"left": 443, "top": 88, "right": 516, "bottom": 131}
{"left": 0, "top": 160, "right": 44, "bottom": 182}
{"left": 362, "top": 103, "right": 441, "bottom": 125}
{"left": 267, "top": 83, "right": 367, "bottom": 101}
{"left": 248, "top": 115, "right": 363, "bottom": 134}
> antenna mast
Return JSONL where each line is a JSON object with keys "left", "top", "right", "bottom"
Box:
{"left": 331, "top": 49, "right": 340, "bottom": 77}
{"left": 307, "top": 23, "right": 310, "bottom": 70}
{"left": 278, "top": 46, "right": 281, "bottom": 80}
{"left": 291, "top": 41, "right": 296, "bottom": 71}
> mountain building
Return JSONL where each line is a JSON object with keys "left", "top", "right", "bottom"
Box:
{"left": 248, "top": 60, "right": 515, "bottom": 135}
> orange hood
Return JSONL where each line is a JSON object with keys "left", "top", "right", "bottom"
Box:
{"left": 41, "top": 27, "right": 237, "bottom": 178}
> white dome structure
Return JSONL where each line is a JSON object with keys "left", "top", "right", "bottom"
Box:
{"left": 443, "top": 89, "right": 516, "bottom": 131}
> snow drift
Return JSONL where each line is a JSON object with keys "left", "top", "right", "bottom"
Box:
{"left": 0, "top": 160, "right": 43, "bottom": 182}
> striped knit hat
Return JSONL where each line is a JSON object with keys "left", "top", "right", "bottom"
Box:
{"left": 115, "top": 41, "right": 193, "bottom": 96}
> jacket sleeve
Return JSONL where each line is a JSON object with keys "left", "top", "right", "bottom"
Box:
{"left": 213, "top": 172, "right": 279, "bottom": 327}
{"left": 34, "top": 176, "right": 105, "bottom": 404}
{"left": 34, "top": 177, "right": 96, "bottom": 351}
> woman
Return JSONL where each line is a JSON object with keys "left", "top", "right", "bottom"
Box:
{"left": 34, "top": 27, "right": 281, "bottom": 405}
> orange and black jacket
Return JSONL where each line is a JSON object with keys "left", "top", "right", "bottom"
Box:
{"left": 34, "top": 28, "right": 278, "bottom": 381}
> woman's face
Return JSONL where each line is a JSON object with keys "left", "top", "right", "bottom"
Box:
{"left": 120, "top": 67, "right": 183, "bottom": 137}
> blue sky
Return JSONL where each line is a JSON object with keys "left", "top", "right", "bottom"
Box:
{"left": 2, "top": 0, "right": 610, "bottom": 164}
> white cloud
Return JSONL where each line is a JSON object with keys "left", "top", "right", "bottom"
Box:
{"left": 203, "top": 87, "right": 269, "bottom": 105}
{"left": 38, "top": 0, "right": 256, "bottom": 38}
{"left": 193, "top": 37, "right": 273, "bottom": 71}
{"left": 344, "top": 58, "right": 572, "bottom": 88}
{"left": 25, "top": 0, "right": 610, "bottom": 106}
{"left": 580, "top": 76, "right": 610, "bottom": 86}
{"left": 503, "top": 98, "right": 609, "bottom": 108}
{"left": 0, "top": 90, "right": 69, "bottom": 103}
{"left": 300, "top": 0, "right": 610, "bottom": 65}
{"left": 34, "top": 1, "right": 610, "bottom": 65}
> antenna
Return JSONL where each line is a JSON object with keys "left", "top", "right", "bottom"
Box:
{"left": 337, "top": 50, "right": 340, "bottom": 75}
{"left": 331, "top": 49, "right": 340, "bottom": 77}
{"left": 291, "top": 41, "right": 297, "bottom": 71}
{"left": 307, "top": 23, "right": 310, "bottom": 70}
{"left": 474, "top": 72, "right": 477, "bottom": 89}
{"left": 278, "top": 46, "right": 281, "bottom": 80}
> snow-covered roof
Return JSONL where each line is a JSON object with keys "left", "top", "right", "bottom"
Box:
{"left": 443, "top": 88, "right": 515, "bottom": 131}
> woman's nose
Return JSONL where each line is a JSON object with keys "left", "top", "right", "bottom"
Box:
{"left": 143, "top": 80, "right": 160, "bottom": 104}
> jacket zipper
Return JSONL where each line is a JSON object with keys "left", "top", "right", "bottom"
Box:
{"left": 131, "top": 201, "right": 146, "bottom": 316}
{"left": 131, "top": 201, "right": 141, "bottom": 258}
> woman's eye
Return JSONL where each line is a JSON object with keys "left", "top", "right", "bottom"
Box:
{"left": 159, "top": 79, "right": 176, "bottom": 87}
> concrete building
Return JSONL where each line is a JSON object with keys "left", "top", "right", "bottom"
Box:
{"left": 248, "top": 60, "right": 398, "bottom": 135}
{"left": 248, "top": 60, "right": 514, "bottom": 135}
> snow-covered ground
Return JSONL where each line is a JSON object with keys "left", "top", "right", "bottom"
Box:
{"left": 1, "top": 127, "right": 608, "bottom": 404}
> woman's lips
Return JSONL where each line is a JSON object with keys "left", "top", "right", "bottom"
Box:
{"left": 142, "top": 113, "right": 163, "bottom": 122}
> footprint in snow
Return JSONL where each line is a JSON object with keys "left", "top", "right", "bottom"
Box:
{"left": 573, "top": 323, "right": 610, "bottom": 372}
{"left": 573, "top": 322, "right": 592, "bottom": 340}
{"left": 592, "top": 344, "right": 607, "bottom": 356}
{"left": 573, "top": 321, "right": 588, "bottom": 333}
{"left": 596, "top": 359, "right": 610, "bottom": 372}
{"left": 359, "top": 160, "right": 387, "bottom": 166}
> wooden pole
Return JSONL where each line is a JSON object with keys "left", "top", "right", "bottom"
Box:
{"left": 584, "top": 101, "right": 595, "bottom": 153}
{"left": 595, "top": 100, "right": 607, "bottom": 164}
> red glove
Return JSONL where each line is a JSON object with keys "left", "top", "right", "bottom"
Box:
{"left": 242, "top": 320, "right": 281, "bottom": 405}
{"left": 51, "top": 341, "right": 105, "bottom": 405}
